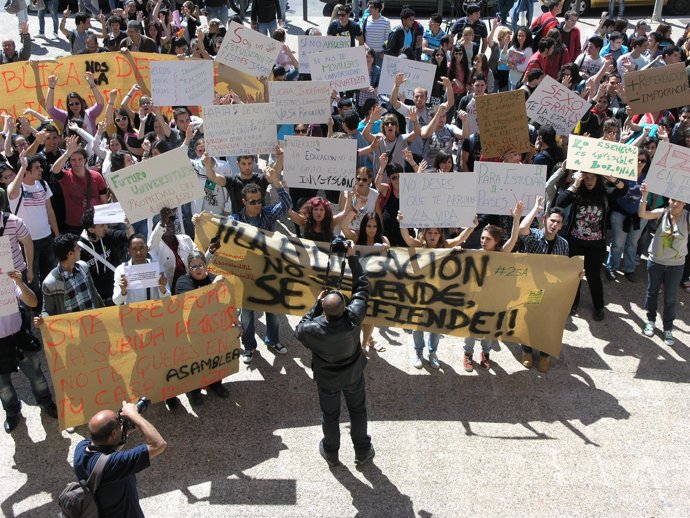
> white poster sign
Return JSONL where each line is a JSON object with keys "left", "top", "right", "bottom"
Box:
{"left": 93, "top": 202, "right": 126, "bottom": 224}
{"left": 106, "top": 147, "right": 203, "bottom": 223}
{"left": 379, "top": 55, "right": 436, "bottom": 101}
{"left": 476, "top": 162, "right": 546, "bottom": 215}
{"left": 203, "top": 103, "right": 277, "bottom": 157}
{"left": 399, "top": 173, "right": 478, "bottom": 228}
{"left": 525, "top": 75, "right": 590, "bottom": 136}
{"left": 283, "top": 136, "right": 358, "bottom": 191}
{"left": 567, "top": 135, "right": 637, "bottom": 180}
{"left": 298, "top": 36, "right": 351, "bottom": 74}
{"left": 268, "top": 81, "right": 332, "bottom": 124}
{"left": 308, "top": 46, "right": 369, "bottom": 92}
{"left": 150, "top": 60, "right": 214, "bottom": 106}
{"left": 124, "top": 262, "right": 161, "bottom": 290}
{"left": 646, "top": 140, "right": 690, "bottom": 204}
{"left": 216, "top": 21, "right": 282, "bottom": 77}
{"left": 0, "top": 236, "right": 18, "bottom": 317}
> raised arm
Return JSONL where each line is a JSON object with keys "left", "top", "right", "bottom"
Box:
{"left": 447, "top": 215, "right": 479, "bottom": 246}
{"left": 638, "top": 182, "right": 663, "bottom": 220}
{"left": 520, "top": 195, "right": 544, "bottom": 235}
{"left": 396, "top": 211, "right": 424, "bottom": 247}
{"left": 85, "top": 72, "right": 105, "bottom": 108}
{"left": 501, "top": 201, "right": 525, "bottom": 253}
{"left": 7, "top": 151, "right": 27, "bottom": 201}
{"left": 389, "top": 73, "right": 406, "bottom": 110}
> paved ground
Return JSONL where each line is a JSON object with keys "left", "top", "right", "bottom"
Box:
{"left": 2, "top": 6, "right": 690, "bottom": 518}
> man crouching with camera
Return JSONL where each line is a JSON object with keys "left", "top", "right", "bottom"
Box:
{"left": 295, "top": 239, "right": 375, "bottom": 468}
{"left": 73, "top": 399, "right": 167, "bottom": 517}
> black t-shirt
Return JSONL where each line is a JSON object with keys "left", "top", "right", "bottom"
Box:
{"left": 175, "top": 271, "right": 215, "bottom": 294}
{"left": 460, "top": 133, "right": 481, "bottom": 172}
{"left": 79, "top": 229, "right": 128, "bottom": 303}
{"left": 450, "top": 17, "right": 488, "bottom": 46}
{"left": 327, "top": 20, "right": 363, "bottom": 47}
{"left": 224, "top": 172, "right": 269, "bottom": 215}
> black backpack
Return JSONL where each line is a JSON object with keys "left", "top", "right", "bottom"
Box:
{"left": 58, "top": 453, "right": 110, "bottom": 518}
{"left": 10, "top": 179, "right": 48, "bottom": 215}
{"left": 530, "top": 15, "right": 556, "bottom": 52}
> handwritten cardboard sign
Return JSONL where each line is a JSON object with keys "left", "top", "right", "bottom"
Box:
{"left": 567, "top": 135, "right": 637, "bottom": 180}
{"left": 283, "top": 136, "right": 358, "bottom": 191}
{"left": 150, "top": 59, "right": 214, "bottom": 106}
{"left": 525, "top": 75, "right": 590, "bottom": 136}
{"left": 195, "top": 215, "right": 584, "bottom": 357}
{"left": 268, "top": 81, "right": 332, "bottom": 124}
{"left": 106, "top": 147, "right": 203, "bottom": 223}
{"left": 399, "top": 172, "right": 477, "bottom": 228}
{"left": 624, "top": 62, "right": 690, "bottom": 115}
{"left": 308, "top": 46, "right": 369, "bottom": 92}
{"left": 476, "top": 162, "right": 546, "bottom": 215}
{"left": 0, "top": 237, "right": 17, "bottom": 317}
{"left": 476, "top": 91, "right": 531, "bottom": 158}
{"left": 216, "top": 21, "right": 282, "bottom": 77}
{"left": 93, "top": 202, "right": 126, "bottom": 224}
{"left": 297, "top": 36, "right": 350, "bottom": 74}
{"left": 124, "top": 262, "right": 161, "bottom": 290}
{"left": 203, "top": 103, "right": 277, "bottom": 157}
{"left": 42, "top": 280, "right": 242, "bottom": 430}
{"left": 646, "top": 140, "right": 690, "bottom": 204}
{"left": 379, "top": 55, "right": 436, "bottom": 101}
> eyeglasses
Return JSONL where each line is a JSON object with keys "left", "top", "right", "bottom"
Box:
{"left": 294, "top": 128, "right": 308, "bottom": 134}
{"left": 115, "top": 116, "right": 128, "bottom": 122}
{"left": 246, "top": 199, "right": 263, "bottom": 205}
{"left": 356, "top": 177, "right": 369, "bottom": 182}
{"left": 189, "top": 264, "right": 206, "bottom": 270}
{"left": 338, "top": 12, "right": 348, "bottom": 17}
{"left": 383, "top": 121, "right": 397, "bottom": 126}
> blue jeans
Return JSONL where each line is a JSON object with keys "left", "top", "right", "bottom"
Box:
{"left": 645, "top": 261, "right": 684, "bottom": 331}
{"left": 463, "top": 337, "right": 493, "bottom": 354}
{"left": 205, "top": 4, "right": 229, "bottom": 26}
{"left": 38, "top": 0, "right": 58, "bottom": 33}
{"left": 240, "top": 309, "right": 280, "bottom": 350}
{"left": 412, "top": 331, "right": 439, "bottom": 353}
{"left": 0, "top": 346, "right": 53, "bottom": 418}
{"left": 510, "top": 0, "right": 533, "bottom": 33}
{"left": 256, "top": 21, "right": 277, "bottom": 36}
{"left": 279, "top": 0, "right": 289, "bottom": 21}
{"left": 608, "top": 0, "right": 624, "bottom": 17}
{"left": 606, "top": 211, "right": 644, "bottom": 274}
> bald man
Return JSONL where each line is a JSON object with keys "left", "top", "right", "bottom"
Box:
{"left": 295, "top": 241, "right": 374, "bottom": 467}
{"left": 72, "top": 401, "right": 167, "bottom": 517}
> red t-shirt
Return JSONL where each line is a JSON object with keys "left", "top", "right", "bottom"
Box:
{"left": 58, "top": 169, "right": 108, "bottom": 227}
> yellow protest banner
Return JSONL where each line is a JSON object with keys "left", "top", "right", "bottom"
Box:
{"left": 195, "top": 214, "right": 583, "bottom": 358}
{"left": 0, "top": 53, "right": 264, "bottom": 125}
{"left": 476, "top": 90, "right": 532, "bottom": 158}
{"left": 42, "top": 280, "right": 242, "bottom": 430}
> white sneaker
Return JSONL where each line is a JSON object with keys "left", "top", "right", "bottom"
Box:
{"left": 428, "top": 352, "right": 440, "bottom": 370}
{"left": 643, "top": 321, "right": 655, "bottom": 337}
{"left": 412, "top": 353, "right": 423, "bottom": 369}
{"left": 664, "top": 330, "right": 675, "bottom": 346}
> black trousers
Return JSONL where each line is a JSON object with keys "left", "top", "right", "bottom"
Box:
{"left": 317, "top": 375, "right": 371, "bottom": 457}
{"left": 569, "top": 241, "right": 607, "bottom": 312}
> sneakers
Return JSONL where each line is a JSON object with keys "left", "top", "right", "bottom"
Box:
{"left": 463, "top": 353, "right": 473, "bottom": 372}
{"left": 480, "top": 352, "right": 491, "bottom": 369}
{"left": 242, "top": 349, "right": 254, "bottom": 364}
{"left": 188, "top": 389, "right": 203, "bottom": 405}
{"left": 537, "top": 355, "right": 550, "bottom": 373}
{"left": 166, "top": 396, "right": 181, "bottom": 410}
{"left": 664, "top": 330, "right": 675, "bottom": 346}
{"left": 355, "top": 446, "right": 375, "bottom": 467}
{"left": 4, "top": 414, "right": 20, "bottom": 433}
{"left": 319, "top": 439, "right": 340, "bottom": 467}
{"left": 412, "top": 352, "right": 423, "bottom": 369}
{"left": 428, "top": 352, "right": 440, "bottom": 370}
{"left": 643, "top": 321, "right": 655, "bottom": 337}
{"left": 521, "top": 352, "right": 533, "bottom": 368}
{"left": 624, "top": 272, "right": 636, "bottom": 283}
{"left": 268, "top": 342, "right": 288, "bottom": 355}
{"left": 605, "top": 269, "right": 616, "bottom": 281}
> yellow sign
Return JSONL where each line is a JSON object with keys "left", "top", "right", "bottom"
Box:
{"left": 42, "top": 280, "right": 242, "bottom": 430}
{"left": 196, "top": 214, "right": 583, "bottom": 358}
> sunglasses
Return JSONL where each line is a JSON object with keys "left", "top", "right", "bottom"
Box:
{"left": 294, "top": 128, "right": 308, "bottom": 134}
{"left": 338, "top": 12, "right": 348, "bottom": 17}
{"left": 140, "top": 100, "right": 152, "bottom": 105}
{"left": 246, "top": 199, "right": 263, "bottom": 205}
{"left": 356, "top": 177, "right": 369, "bottom": 182}
{"left": 390, "top": 175, "right": 400, "bottom": 181}
{"left": 115, "top": 116, "right": 128, "bottom": 122}
{"left": 383, "top": 121, "right": 397, "bottom": 126}
{"left": 189, "top": 263, "right": 205, "bottom": 270}
{"left": 68, "top": 101, "right": 82, "bottom": 107}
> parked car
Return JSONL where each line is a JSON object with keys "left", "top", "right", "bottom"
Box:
{"left": 563, "top": 0, "right": 687, "bottom": 16}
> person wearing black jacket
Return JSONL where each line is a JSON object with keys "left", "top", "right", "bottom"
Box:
{"left": 250, "top": 0, "right": 283, "bottom": 36}
{"left": 295, "top": 242, "right": 374, "bottom": 468}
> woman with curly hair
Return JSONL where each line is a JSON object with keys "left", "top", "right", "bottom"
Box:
{"left": 288, "top": 197, "right": 336, "bottom": 243}
{"left": 557, "top": 62, "right": 582, "bottom": 92}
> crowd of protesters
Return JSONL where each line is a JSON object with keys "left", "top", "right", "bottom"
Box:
{"left": 1, "top": 0, "right": 690, "bottom": 437}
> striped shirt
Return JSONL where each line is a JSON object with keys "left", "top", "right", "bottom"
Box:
{"left": 363, "top": 15, "right": 391, "bottom": 52}
{"left": 422, "top": 28, "right": 446, "bottom": 61}
{"left": 0, "top": 213, "right": 29, "bottom": 272}
{"left": 9, "top": 181, "right": 53, "bottom": 240}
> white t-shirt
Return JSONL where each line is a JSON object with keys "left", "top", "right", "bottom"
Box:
{"left": 347, "top": 187, "right": 379, "bottom": 231}
{"left": 8, "top": 181, "right": 53, "bottom": 240}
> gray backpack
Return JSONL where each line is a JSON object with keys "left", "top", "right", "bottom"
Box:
{"left": 58, "top": 453, "right": 110, "bottom": 518}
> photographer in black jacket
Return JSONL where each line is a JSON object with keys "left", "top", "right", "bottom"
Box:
{"left": 295, "top": 240, "right": 374, "bottom": 468}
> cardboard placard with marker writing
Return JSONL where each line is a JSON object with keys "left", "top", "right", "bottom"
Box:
{"left": 567, "top": 135, "right": 637, "bottom": 181}
{"left": 475, "top": 90, "right": 532, "bottom": 158}
{"left": 195, "top": 215, "right": 583, "bottom": 357}
{"left": 646, "top": 140, "right": 690, "bottom": 204}
{"left": 42, "top": 281, "right": 242, "bottom": 430}
{"left": 623, "top": 62, "right": 690, "bottom": 116}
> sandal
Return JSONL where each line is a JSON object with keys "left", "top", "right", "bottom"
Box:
{"left": 369, "top": 338, "right": 386, "bottom": 352}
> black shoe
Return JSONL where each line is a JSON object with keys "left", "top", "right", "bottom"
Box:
{"left": 41, "top": 401, "right": 58, "bottom": 419}
{"left": 593, "top": 308, "right": 605, "bottom": 321}
{"left": 624, "top": 272, "right": 636, "bottom": 283}
{"left": 354, "top": 446, "right": 375, "bottom": 467}
{"left": 188, "top": 389, "right": 204, "bottom": 405}
{"left": 4, "top": 415, "right": 19, "bottom": 433}
{"left": 166, "top": 397, "right": 181, "bottom": 410}
{"left": 319, "top": 440, "right": 340, "bottom": 467}
{"left": 605, "top": 270, "right": 616, "bottom": 281}
{"left": 569, "top": 306, "right": 578, "bottom": 316}
{"left": 209, "top": 382, "right": 229, "bottom": 399}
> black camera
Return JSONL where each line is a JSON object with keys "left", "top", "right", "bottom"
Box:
{"left": 118, "top": 397, "right": 150, "bottom": 434}
{"left": 330, "top": 235, "right": 350, "bottom": 256}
